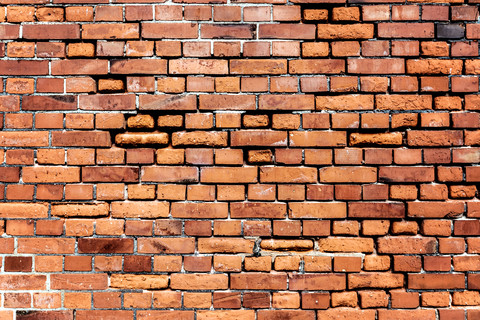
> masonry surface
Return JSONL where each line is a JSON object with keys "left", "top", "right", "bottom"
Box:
{"left": 0, "top": 0, "right": 479, "bottom": 319}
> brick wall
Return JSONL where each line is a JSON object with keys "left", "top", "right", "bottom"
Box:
{"left": 0, "top": 0, "right": 479, "bottom": 319}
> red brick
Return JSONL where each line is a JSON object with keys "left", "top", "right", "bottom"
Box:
{"left": 139, "top": 94, "right": 196, "bottom": 110}
{"left": 290, "top": 274, "right": 346, "bottom": 291}
{"left": 409, "top": 274, "right": 464, "bottom": 289}
{"left": 349, "top": 203, "right": 404, "bottom": 219}
{"left": 231, "top": 202, "right": 286, "bottom": 219}
{"left": 290, "top": 131, "right": 346, "bottom": 147}
{"left": 259, "top": 24, "right": 316, "bottom": 39}
{"left": 52, "top": 131, "right": 111, "bottom": 147}
{"left": 51, "top": 59, "right": 108, "bottom": 75}
{"left": 171, "top": 274, "right": 227, "bottom": 290}
{"left": 76, "top": 311, "right": 132, "bottom": 320}
{"left": 198, "top": 95, "right": 255, "bottom": 111}
{"left": 0, "top": 60, "right": 48, "bottom": 75}
{"left": 289, "top": 202, "right": 346, "bottom": 219}
{"left": 111, "top": 60, "right": 166, "bottom": 74}
{"left": 408, "top": 201, "right": 465, "bottom": 218}
{"left": 318, "top": 310, "right": 375, "bottom": 320}
{"left": 231, "top": 59, "right": 287, "bottom": 75}
{"left": 407, "top": 59, "right": 463, "bottom": 75}
{"left": 169, "top": 59, "right": 228, "bottom": 75}
{"left": 378, "top": 237, "right": 436, "bottom": 254}
{"left": 378, "top": 310, "right": 436, "bottom": 320}
{"left": 202, "top": 24, "right": 255, "bottom": 39}
{"left": 137, "top": 311, "right": 192, "bottom": 320}
{"left": 348, "top": 58, "right": 404, "bottom": 74}
{"left": 378, "top": 23, "right": 434, "bottom": 38}
{"left": 82, "top": 23, "right": 139, "bottom": 39}
{"left": 317, "top": 24, "right": 374, "bottom": 39}
{"left": 289, "top": 59, "right": 345, "bottom": 74}
{"left": 141, "top": 22, "right": 197, "bottom": 38}
{"left": 316, "top": 95, "right": 374, "bottom": 110}
{"left": 23, "top": 24, "right": 79, "bottom": 39}
{"left": 82, "top": 167, "right": 139, "bottom": 182}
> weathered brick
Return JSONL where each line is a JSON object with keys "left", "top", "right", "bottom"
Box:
{"left": 78, "top": 238, "right": 133, "bottom": 253}
{"left": 0, "top": 61, "right": 48, "bottom": 75}
{"left": 378, "top": 310, "right": 435, "bottom": 320}
{"left": 76, "top": 311, "right": 132, "bottom": 320}
{"left": 52, "top": 203, "right": 109, "bottom": 217}
{"left": 199, "top": 238, "right": 255, "bottom": 253}
{"left": 111, "top": 201, "right": 169, "bottom": 218}
{"left": 289, "top": 274, "right": 345, "bottom": 291}
{"left": 82, "top": 167, "right": 139, "bottom": 182}
{"left": 16, "top": 311, "right": 73, "bottom": 320}
{"left": 200, "top": 167, "right": 257, "bottom": 183}
{"left": 202, "top": 24, "right": 254, "bottom": 39}
{"left": 260, "top": 167, "right": 317, "bottom": 183}
{"left": 139, "top": 94, "right": 196, "bottom": 110}
{"left": 231, "top": 273, "right": 287, "bottom": 290}
{"left": 379, "top": 166, "right": 435, "bottom": 182}
{"left": 172, "top": 131, "right": 227, "bottom": 147}
{"left": 18, "top": 238, "right": 75, "bottom": 254}
{"left": 349, "top": 203, "right": 405, "bottom": 219}
{"left": 231, "top": 59, "right": 287, "bottom": 74}
{"left": 289, "top": 59, "right": 345, "bottom": 74}
{"left": 0, "top": 275, "right": 46, "bottom": 290}
{"left": 231, "top": 130, "right": 287, "bottom": 147}
{"left": 82, "top": 23, "right": 139, "bottom": 39}
{"left": 169, "top": 59, "right": 228, "bottom": 74}
{"left": 289, "top": 131, "right": 346, "bottom": 147}
{"left": 378, "top": 23, "right": 434, "bottom": 38}
{"left": 316, "top": 95, "right": 374, "bottom": 110}
{"left": 23, "top": 167, "right": 80, "bottom": 183}
{"left": 408, "top": 130, "right": 463, "bottom": 146}
{"left": 171, "top": 274, "right": 228, "bottom": 290}
{"left": 317, "top": 24, "right": 374, "bottom": 39}
{"left": 408, "top": 201, "right": 465, "bottom": 218}
{"left": 376, "top": 95, "right": 432, "bottom": 110}
{"left": 259, "top": 24, "right": 315, "bottom": 39}
{"left": 348, "top": 58, "right": 404, "bottom": 74}
{"left": 320, "top": 167, "right": 376, "bottom": 183}
{"left": 111, "top": 60, "right": 167, "bottom": 74}
{"left": 351, "top": 133, "right": 403, "bottom": 146}
{"left": 171, "top": 203, "right": 227, "bottom": 218}
{"left": 23, "top": 95, "right": 77, "bottom": 111}
{"left": 317, "top": 310, "right": 375, "bottom": 320}
{"left": 138, "top": 238, "right": 195, "bottom": 254}
{"left": 110, "top": 274, "right": 168, "bottom": 290}
{"left": 137, "top": 311, "right": 193, "bottom": 320}
{"left": 319, "top": 237, "right": 374, "bottom": 253}
{"left": 407, "top": 59, "right": 463, "bottom": 74}
{"left": 52, "top": 59, "right": 108, "bottom": 75}
{"left": 142, "top": 166, "right": 198, "bottom": 182}
{"left": 408, "top": 274, "right": 464, "bottom": 289}
{"left": 289, "top": 202, "right": 346, "bottom": 219}
{"left": 261, "top": 239, "right": 313, "bottom": 251}
{"left": 0, "top": 132, "right": 49, "bottom": 147}
{"left": 0, "top": 203, "right": 48, "bottom": 218}
{"left": 377, "top": 237, "right": 437, "bottom": 254}
{"left": 52, "top": 131, "right": 111, "bottom": 147}
{"left": 231, "top": 202, "right": 286, "bottom": 219}
{"left": 23, "top": 24, "right": 80, "bottom": 39}
{"left": 259, "top": 94, "right": 315, "bottom": 110}
{"left": 116, "top": 133, "right": 168, "bottom": 146}
{"left": 349, "top": 273, "right": 404, "bottom": 289}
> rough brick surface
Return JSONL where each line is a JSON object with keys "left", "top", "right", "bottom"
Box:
{"left": 0, "top": 0, "right": 479, "bottom": 318}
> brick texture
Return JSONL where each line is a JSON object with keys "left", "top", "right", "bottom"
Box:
{"left": 0, "top": 0, "right": 479, "bottom": 318}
